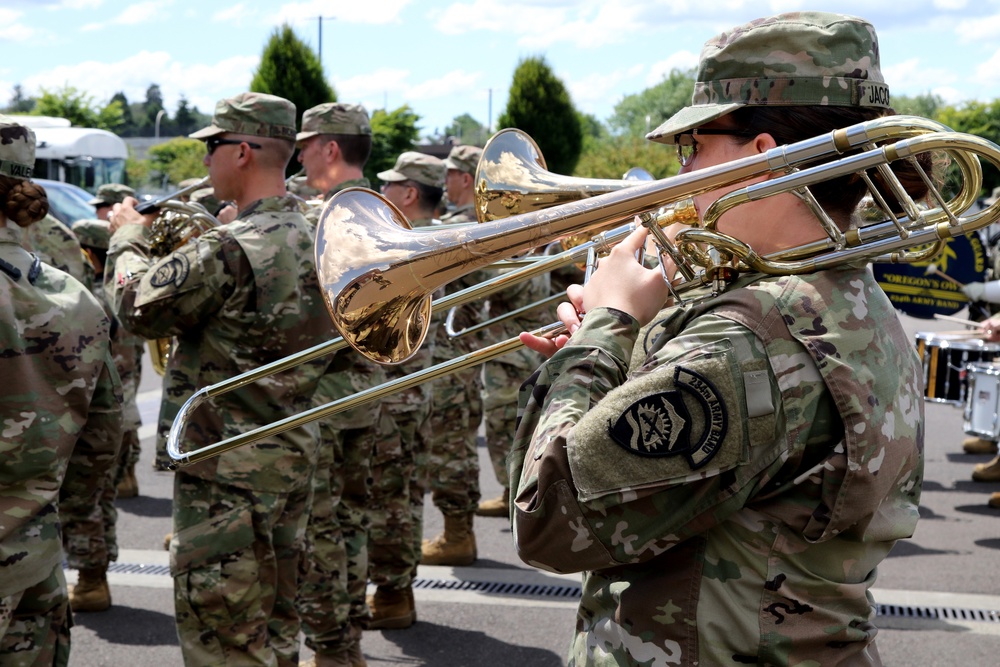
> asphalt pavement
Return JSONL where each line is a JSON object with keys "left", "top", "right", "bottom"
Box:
{"left": 65, "top": 311, "right": 1000, "bottom": 667}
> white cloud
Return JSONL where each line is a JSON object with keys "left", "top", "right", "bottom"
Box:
{"left": 407, "top": 70, "right": 483, "bottom": 100}
{"left": 974, "top": 48, "right": 1000, "bottom": 90}
{"left": 269, "top": 0, "right": 413, "bottom": 26}
{"left": 213, "top": 3, "right": 257, "bottom": 24}
{"left": 646, "top": 51, "right": 699, "bottom": 85}
{"left": 81, "top": 0, "right": 170, "bottom": 31}
{"left": 56, "top": 0, "right": 105, "bottom": 9}
{"left": 882, "top": 57, "right": 959, "bottom": 94}
{"left": 19, "top": 51, "right": 259, "bottom": 114}
{"left": 954, "top": 13, "right": 1000, "bottom": 43}
{"left": 568, "top": 65, "right": 644, "bottom": 109}
{"left": 336, "top": 68, "right": 412, "bottom": 101}
{"left": 0, "top": 9, "right": 37, "bottom": 42}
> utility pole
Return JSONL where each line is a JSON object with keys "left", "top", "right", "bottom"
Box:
{"left": 316, "top": 15, "right": 335, "bottom": 64}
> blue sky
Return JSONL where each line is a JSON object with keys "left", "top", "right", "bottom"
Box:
{"left": 2, "top": 0, "right": 1000, "bottom": 139}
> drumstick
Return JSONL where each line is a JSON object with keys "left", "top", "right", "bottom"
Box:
{"left": 933, "top": 313, "right": 984, "bottom": 328}
{"left": 924, "top": 263, "right": 966, "bottom": 288}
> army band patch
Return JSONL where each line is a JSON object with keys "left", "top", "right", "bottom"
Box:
{"left": 150, "top": 252, "right": 190, "bottom": 289}
{"left": 608, "top": 365, "right": 728, "bottom": 469}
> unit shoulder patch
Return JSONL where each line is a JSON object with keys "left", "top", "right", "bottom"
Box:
{"left": 150, "top": 252, "right": 190, "bottom": 289}
{"left": 608, "top": 365, "right": 728, "bottom": 469}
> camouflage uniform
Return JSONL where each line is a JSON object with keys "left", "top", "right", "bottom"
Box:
{"left": 21, "top": 213, "right": 93, "bottom": 289}
{"left": 106, "top": 93, "right": 332, "bottom": 667}
{"left": 295, "top": 102, "right": 400, "bottom": 655}
{"left": 511, "top": 13, "right": 924, "bottom": 666}
{"left": 61, "top": 220, "right": 144, "bottom": 582}
{"left": 1, "top": 118, "right": 123, "bottom": 665}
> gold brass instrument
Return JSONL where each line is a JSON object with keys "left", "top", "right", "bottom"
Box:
{"left": 140, "top": 176, "right": 216, "bottom": 374}
{"left": 168, "top": 116, "right": 1000, "bottom": 466}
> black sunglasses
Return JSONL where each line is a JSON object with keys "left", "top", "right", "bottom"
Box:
{"left": 205, "top": 137, "right": 262, "bottom": 156}
{"left": 674, "top": 128, "right": 755, "bottom": 167}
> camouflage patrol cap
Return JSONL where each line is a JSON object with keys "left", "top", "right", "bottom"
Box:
{"left": 189, "top": 187, "right": 224, "bottom": 214}
{"left": 377, "top": 151, "right": 446, "bottom": 188}
{"left": 73, "top": 219, "right": 111, "bottom": 250}
{"left": 443, "top": 145, "right": 483, "bottom": 176}
{"left": 189, "top": 92, "right": 297, "bottom": 142}
{"left": 296, "top": 103, "right": 372, "bottom": 143}
{"left": 647, "top": 12, "right": 891, "bottom": 144}
{"left": 0, "top": 114, "right": 36, "bottom": 180}
{"left": 87, "top": 183, "right": 136, "bottom": 207}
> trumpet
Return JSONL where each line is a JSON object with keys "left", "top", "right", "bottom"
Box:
{"left": 168, "top": 115, "right": 1000, "bottom": 465}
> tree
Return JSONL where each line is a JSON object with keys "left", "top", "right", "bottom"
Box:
{"left": 6, "top": 84, "right": 35, "bottom": 113}
{"left": 250, "top": 23, "right": 335, "bottom": 132}
{"left": 574, "top": 134, "right": 680, "bottom": 180}
{"left": 497, "top": 56, "right": 583, "bottom": 175}
{"left": 32, "top": 85, "right": 123, "bottom": 132}
{"left": 442, "top": 113, "right": 490, "bottom": 147}
{"left": 893, "top": 92, "right": 946, "bottom": 119}
{"left": 937, "top": 100, "right": 1000, "bottom": 196}
{"left": 175, "top": 96, "right": 196, "bottom": 137}
{"left": 609, "top": 69, "right": 694, "bottom": 137}
{"left": 111, "top": 91, "right": 136, "bottom": 136}
{"left": 143, "top": 84, "right": 166, "bottom": 137}
{"left": 366, "top": 105, "right": 421, "bottom": 184}
{"left": 147, "top": 137, "right": 208, "bottom": 187}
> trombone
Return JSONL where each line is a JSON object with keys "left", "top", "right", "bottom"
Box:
{"left": 168, "top": 115, "right": 1000, "bottom": 466}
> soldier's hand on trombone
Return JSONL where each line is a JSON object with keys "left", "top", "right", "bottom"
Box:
{"left": 520, "top": 226, "right": 675, "bottom": 358}
{"left": 108, "top": 196, "right": 157, "bottom": 234}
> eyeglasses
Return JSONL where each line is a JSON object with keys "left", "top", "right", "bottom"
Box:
{"left": 674, "top": 128, "right": 754, "bottom": 167}
{"left": 205, "top": 137, "right": 262, "bottom": 156}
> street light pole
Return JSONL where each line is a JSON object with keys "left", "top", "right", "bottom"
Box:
{"left": 316, "top": 15, "right": 335, "bottom": 64}
{"left": 155, "top": 109, "right": 165, "bottom": 139}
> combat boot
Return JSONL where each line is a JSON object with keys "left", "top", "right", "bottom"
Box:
{"left": 346, "top": 636, "right": 367, "bottom": 667}
{"left": 300, "top": 650, "right": 350, "bottom": 667}
{"left": 972, "top": 455, "right": 1000, "bottom": 482}
{"left": 365, "top": 585, "right": 416, "bottom": 629}
{"left": 70, "top": 567, "right": 111, "bottom": 612}
{"left": 117, "top": 462, "right": 139, "bottom": 498}
{"left": 962, "top": 436, "right": 999, "bottom": 455}
{"left": 475, "top": 489, "right": 510, "bottom": 517}
{"left": 163, "top": 532, "right": 172, "bottom": 551}
{"left": 421, "top": 514, "right": 477, "bottom": 566}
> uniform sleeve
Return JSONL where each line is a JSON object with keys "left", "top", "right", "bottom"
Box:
{"left": 510, "top": 307, "right": 787, "bottom": 574}
{"left": 105, "top": 223, "right": 244, "bottom": 339}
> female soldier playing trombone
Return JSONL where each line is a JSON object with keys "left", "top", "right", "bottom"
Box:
{"left": 513, "top": 12, "right": 926, "bottom": 666}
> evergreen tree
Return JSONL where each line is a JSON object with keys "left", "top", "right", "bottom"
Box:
{"left": 250, "top": 23, "right": 336, "bottom": 132}
{"left": 366, "top": 105, "right": 421, "bottom": 184}
{"left": 148, "top": 137, "right": 209, "bottom": 186}
{"left": 497, "top": 56, "right": 583, "bottom": 175}
{"left": 111, "top": 91, "right": 136, "bottom": 136}
{"left": 175, "top": 96, "right": 196, "bottom": 137}
{"left": 144, "top": 84, "right": 166, "bottom": 137}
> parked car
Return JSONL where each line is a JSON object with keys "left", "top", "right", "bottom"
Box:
{"left": 36, "top": 178, "right": 97, "bottom": 227}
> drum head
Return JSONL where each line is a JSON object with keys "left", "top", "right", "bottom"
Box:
{"left": 874, "top": 232, "right": 987, "bottom": 318}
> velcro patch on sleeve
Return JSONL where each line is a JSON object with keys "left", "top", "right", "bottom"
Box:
{"left": 135, "top": 246, "right": 204, "bottom": 308}
{"left": 568, "top": 340, "right": 749, "bottom": 502}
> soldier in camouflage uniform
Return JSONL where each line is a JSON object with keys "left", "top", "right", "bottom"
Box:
{"left": 52, "top": 219, "right": 144, "bottom": 613}
{"left": 1, "top": 115, "right": 122, "bottom": 666}
{"left": 88, "top": 183, "right": 136, "bottom": 222}
{"left": 512, "top": 13, "right": 925, "bottom": 665}
{"left": 295, "top": 101, "right": 399, "bottom": 667}
{"left": 105, "top": 93, "right": 333, "bottom": 667}
{"left": 405, "top": 150, "right": 488, "bottom": 569}
{"left": 20, "top": 212, "right": 93, "bottom": 289}
{"left": 364, "top": 152, "right": 449, "bottom": 628}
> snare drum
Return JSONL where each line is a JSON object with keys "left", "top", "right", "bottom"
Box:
{"left": 964, "top": 362, "right": 1000, "bottom": 439}
{"left": 914, "top": 332, "right": 1000, "bottom": 405}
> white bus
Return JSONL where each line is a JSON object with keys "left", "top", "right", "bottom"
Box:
{"left": 12, "top": 115, "right": 128, "bottom": 194}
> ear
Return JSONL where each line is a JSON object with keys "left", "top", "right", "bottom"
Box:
{"left": 325, "top": 139, "right": 341, "bottom": 163}
{"left": 752, "top": 132, "right": 778, "bottom": 154}
{"left": 236, "top": 142, "right": 255, "bottom": 167}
